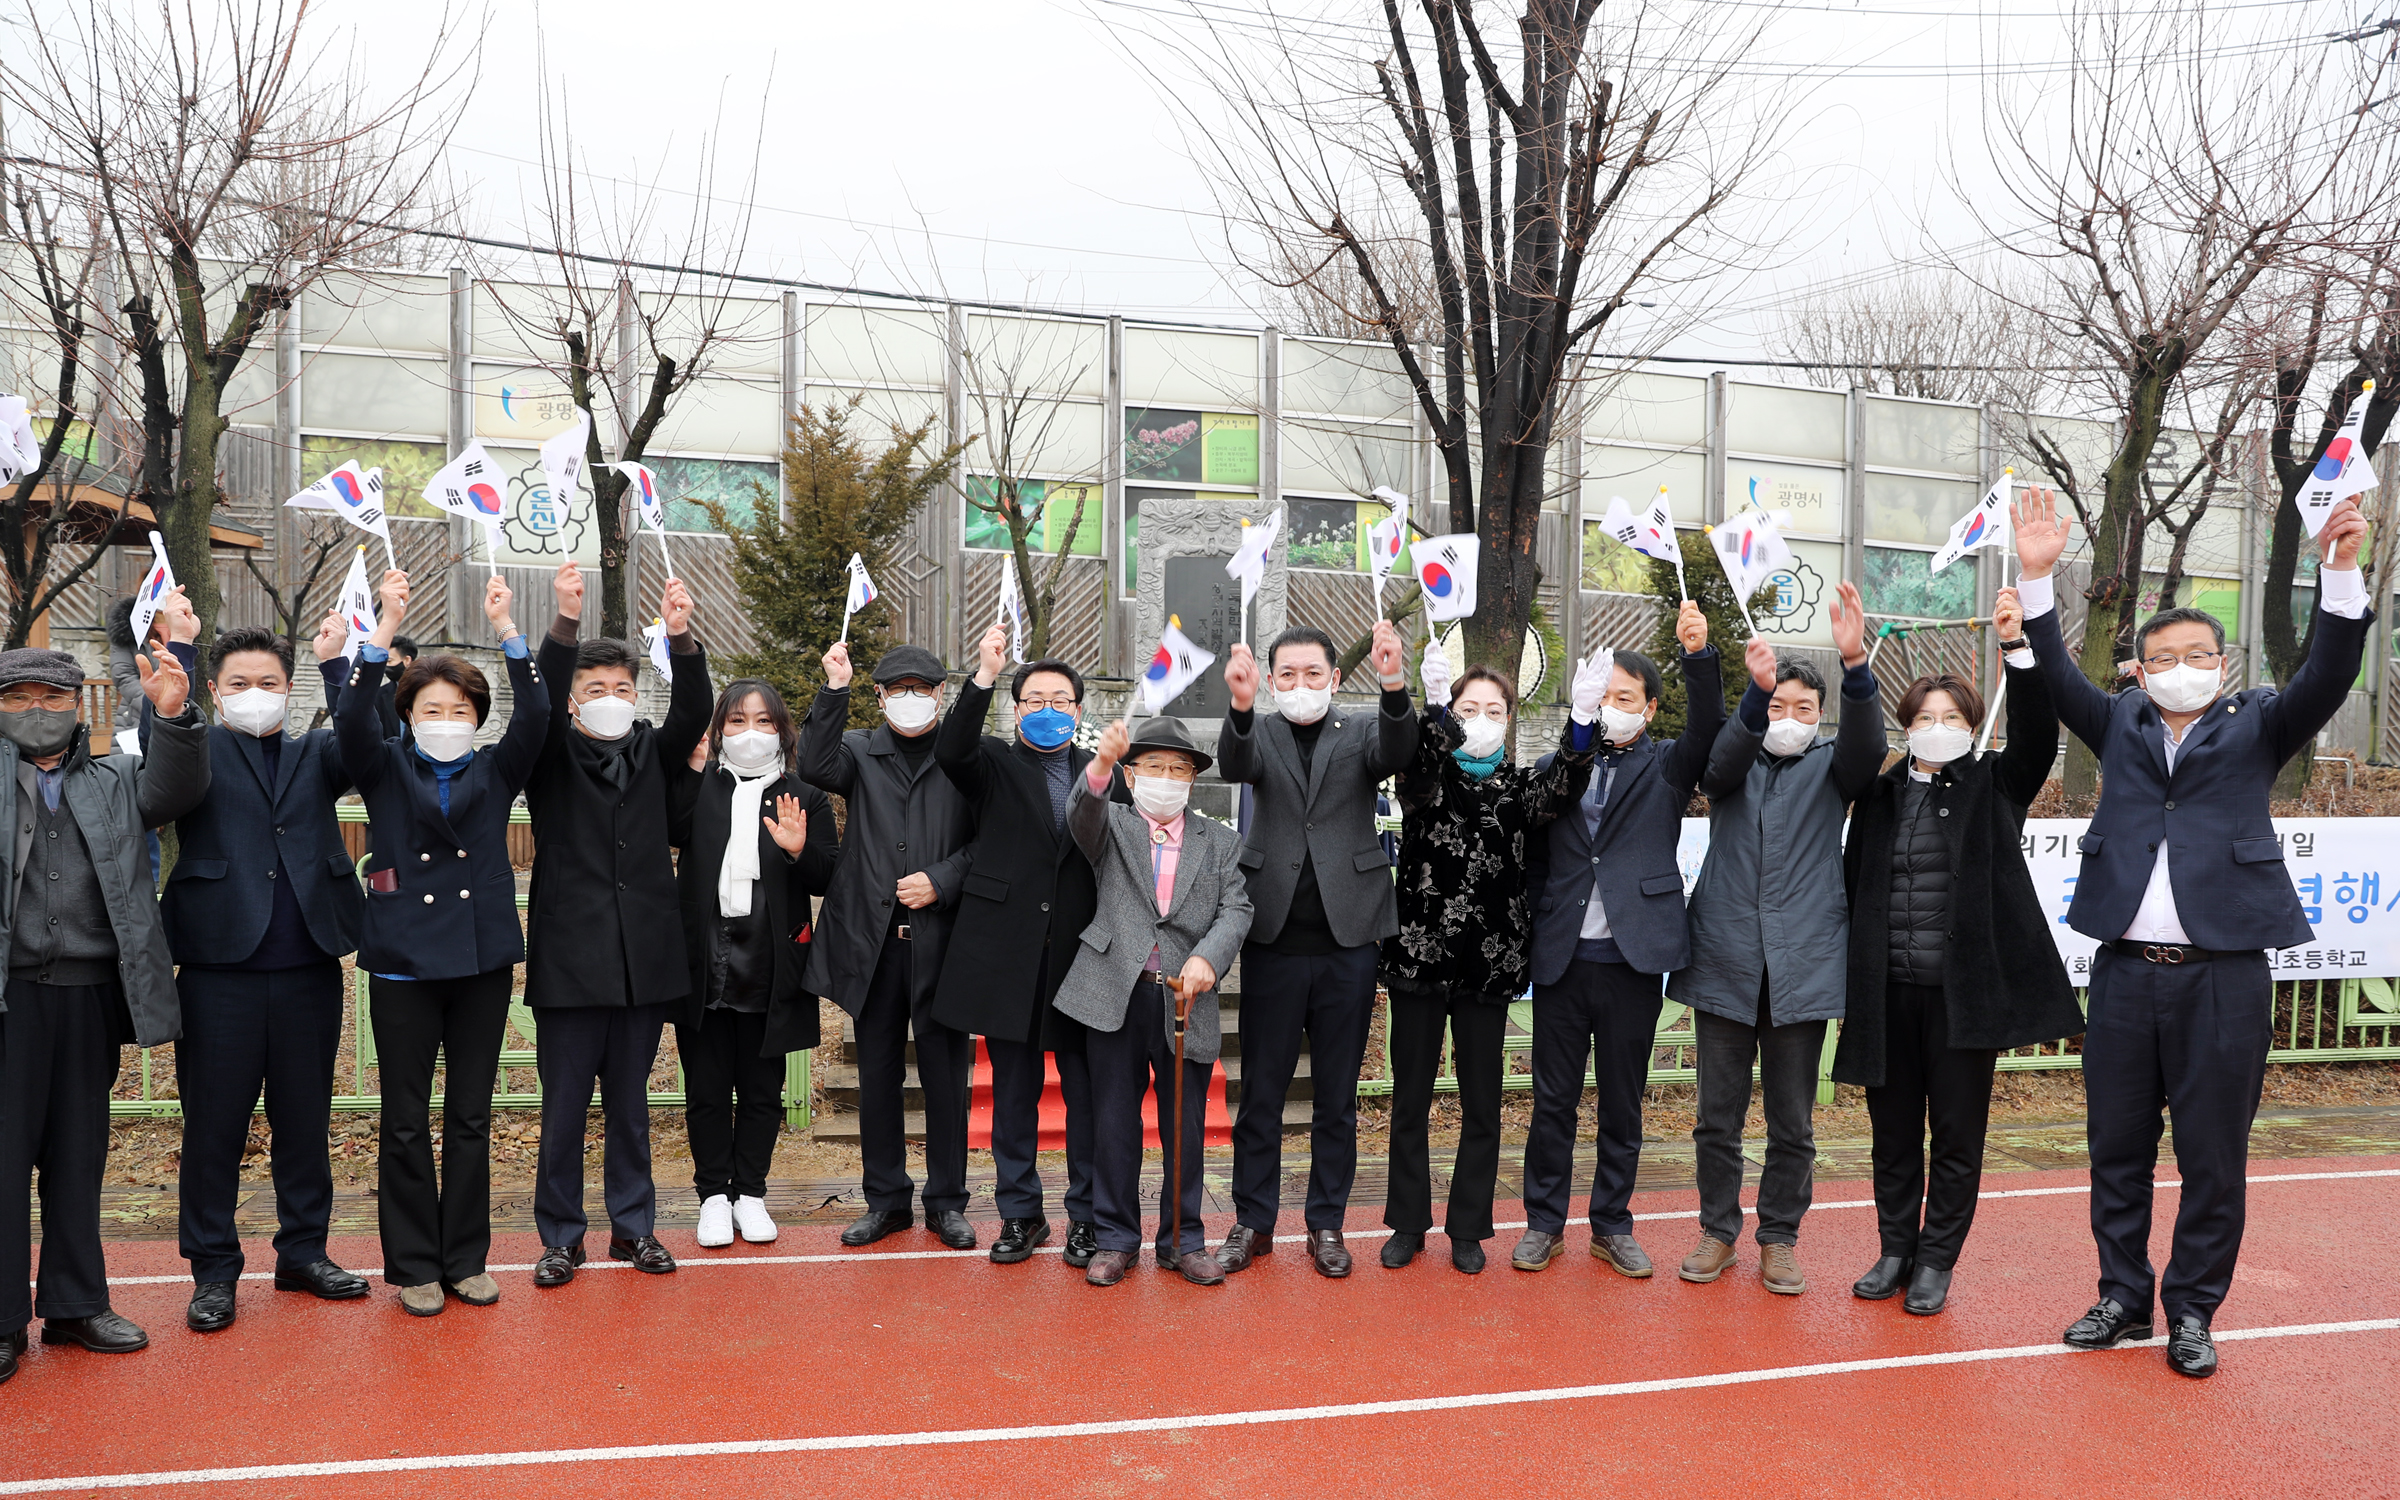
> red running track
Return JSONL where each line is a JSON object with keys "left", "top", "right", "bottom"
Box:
{"left": 4, "top": 1157, "right": 2396, "bottom": 1498}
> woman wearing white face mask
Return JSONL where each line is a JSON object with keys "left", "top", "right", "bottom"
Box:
{"left": 335, "top": 567, "right": 549, "bottom": 1318}
{"left": 1831, "top": 588, "right": 2083, "bottom": 1318}
{"left": 667, "top": 679, "right": 838, "bottom": 1249}
{"left": 1377, "top": 656, "right": 1598, "bottom": 1275}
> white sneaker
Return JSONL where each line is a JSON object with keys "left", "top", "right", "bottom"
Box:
{"left": 733, "top": 1195, "right": 778, "bottom": 1244}
{"left": 696, "top": 1195, "right": 734, "bottom": 1248}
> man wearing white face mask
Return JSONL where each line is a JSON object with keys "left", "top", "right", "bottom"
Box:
{"left": 522, "top": 562, "right": 712, "bottom": 1289}
{"left": 2015, "top": 487, "right": 2373, "bottom": 1380}
{"left": 146, "top": 608, "right": 372, "bottom": 1333}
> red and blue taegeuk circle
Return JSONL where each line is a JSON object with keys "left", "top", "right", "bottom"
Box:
{"left": 2317, "top": 437, "right": 2354, "bottom": 481}
{"left": 1422, "top": 561, "right": 1455, "bottom": 597}
{"left": 329, "top": 471, "right": 365, "bottom": 507}
{"left": 1146, "top": 644, "right": 1174, "bottom": 682}
{"left": 467, "top": 482, "right": 502, "bottom": 516}
{"left": 1961, "top": 513, "right": 1986, "bottom": 548}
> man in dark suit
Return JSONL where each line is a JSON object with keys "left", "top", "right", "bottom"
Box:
{"left": 522, "top": 562, "right": 710, "bottom": 1289}
{"left": 803, "top": 641, "right": 977, "bottom": 1250}
{"left": 1213, "top": 619, "right": 1414, "bottom": 1279}
{"left": 931, "top": 625, "right": 1102, "bottom": 1267}
{"left": 1517, "top": 605, "right": 1720, "bottom": 1276}
{"left": 2014, "top": 487, "right": 2372, "bottom": 1379}
{"left": 149, "top": 610, "right": 371, "bottom": 1334}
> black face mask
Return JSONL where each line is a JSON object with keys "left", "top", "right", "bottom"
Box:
{"left": 0, "top": 706, "right": 78, "bottom": 759}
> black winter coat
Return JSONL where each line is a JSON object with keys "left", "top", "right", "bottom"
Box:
{"left": 521, "top": 626, "right": 712, "bottom": 1009}
{"left": 1832, "top": 656, "right": 2085, "bottom": 1087}
{"left": 928, "top": 678, "right": 1096, "bottom": 1050}
{"left": 667, "top": 762, "right": 839, "bottom": 1055}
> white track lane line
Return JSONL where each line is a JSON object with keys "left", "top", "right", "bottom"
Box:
{"left": 3, "top": 1317, "right": 2393, "bottom": 1494}
{"left": 84, "top": 1166, "right": 2400, "bottom": 1285}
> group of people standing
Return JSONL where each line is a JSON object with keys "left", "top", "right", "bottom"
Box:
{"left": 0, "top": 488, "right": 2367, "bottom": 1390}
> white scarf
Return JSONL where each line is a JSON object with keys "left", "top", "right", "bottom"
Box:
{"left": 717, "top": 767, "right": 778, "bottom": 918}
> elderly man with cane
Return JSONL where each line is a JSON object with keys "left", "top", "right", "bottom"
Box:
{"left": 1055, "top": 714, "right": 1252, "bottom": 1287}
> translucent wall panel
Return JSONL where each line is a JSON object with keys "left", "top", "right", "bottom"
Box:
{"left": 649, "top": 456, "right": 778, "bottom": 532}
{"left": 960, "top": 396, "right": 1104, "bottom": 480}
{"left": 1124, "top": 326, "right": 1257, "bottom": 410}
{"left": 1581, "top": 445, "right": 1706, "bottom": 524}
{"left": 1863, "top": 396, "right": 1980, "bottom": 475}
{"left": 219, "top": 345, "right": 277, "bottom": 422}
{"left": 1751, "top": 537, "right": 1845, "bottom": 648}
{"left": 302, "top": 273, "right": 451, "bottom": 355}
{"left": 0, "top": 329, "right": 60, "bottom": 410}
{"left": 1283, "top": 338, "right": 1413, "bottom": 422}
{"left": 1584, "top": 370, "right": 1708, "bottom": 449}
{"left": 965, "top": 314, "right": 1106, "bottom": 399}
{"left": 1725, "top": 382, "right": 1845, "bottom": 463}
{"left": 649, "top": 377, "right": 784, "bottom": 457}
{"left": 302, "top": 352, "right": 447, "bottom": 438}
{"left": 2181, "top": 497, "right": 2245, "bottom": 576}
{"left": 472, "top": 283, "right": 578, "bottom": 364}
{"left": 474, "top": 364, "right": 581, "bottom": 442}
{"left": 645, "top": 294, "right": 785, "bottom": 377}
{"left": 1864, "top": 544, "right": 1976, "bottom": 620}
{"left": 1864, "top": 471, "right": 1976, "bottom": 547}
{"left": 804, "top": 385, "right": 945, "bottom": 451}
{"left": 806, "top": 304, "right": 946, "bottom": 389}
{"left": 1729, "top": 458, "right": 1844, "bottom": 538}
{"left": 1279, "top": 419, "right": 1414, "bottom": 496}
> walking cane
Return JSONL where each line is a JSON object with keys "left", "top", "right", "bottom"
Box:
{"left": 1170, "top": 975, "right": 1190, "bottom": 1265}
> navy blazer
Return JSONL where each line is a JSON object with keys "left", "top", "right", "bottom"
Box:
{"left": 2026, "top": 598, "right": 2371, "bottom": 951}
{"left": 336, "top": 646, "right": 550, "bottom": 980}
{"left": 1526, "top": 648, "right": 1723, "bottom": 982}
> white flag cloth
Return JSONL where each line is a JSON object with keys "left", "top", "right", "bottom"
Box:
{"left": 1140, "top": 617, "right": 1217, "bottom": 715}
{"left": 1226, "top": 508, "right": 1282, "bottom": 619}
{"left": 0, "top": 396, "right": 40, "bottom": 482}
{"left": 1709, "top": 509, "right": 1794, "bottom": 608}
{"left": 1931, "top": 471, "right": 2011, "bottom": 573}
{"left": 1412, "top": 532, "right": 1480, "bottom": 622}
{"left": 287, "top": 461, "right": 390, "bottom": 544}
{"left": 1599, "top": 493, "right": 1680, "bottom": 563}
{"left": 995, "top": 551, "right": 1030, "bottom": 664}
{"left": 335, "top": 547, "right": 377, "bottom": 663}
{"left": 541, "top": 409, "right": 593, "bottom": 521}
{"left": 424, "top": 441, "right": 508, "bottom": 559}
{"left": 845, "top": 553, "right": 879, "bottom": 615}
{"left": 2296, "top": 381, "right": 2380, "bottom": 537}
{"left": 128, "top": 533, "right": 176, "bottom": 650}
{"left": 1366, "top": 488, "right": 1409, "bottom": 592}
{"left": 615, "top": 461, "right": 668, "bottom": 534}
{"left": 643, "top": 618, "right": 674, "bottom": 682}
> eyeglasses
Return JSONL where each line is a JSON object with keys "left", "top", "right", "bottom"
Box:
{"left": 1128, "top": 757, "right": 1197, "bottom": 781}
{"left": 1019, "top": 693, "right": 1078, "bottom": 710}
{"left": 2140, "top": 649, "right": 2224, "bottom": 672}
{"left": 0, "top": 689, "right": 77, "bottom": 713}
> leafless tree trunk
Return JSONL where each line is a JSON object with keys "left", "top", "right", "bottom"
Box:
{"left": 952, "top": 317, "right": 1102, "bottom": 662}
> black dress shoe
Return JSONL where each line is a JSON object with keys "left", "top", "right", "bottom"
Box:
{"left": 186, "top": 1281, "right": 237, "bottom": 1332}
{"left": 0, "top": 1326, "right": 23, "bottom": 1384}
{"left": 990, "top": 1217, "right": 1051, "bottom": 1264}
{"left": 1451, "top": 1239, "right": 1487, "bottom": 1275}
{"left": 2063, "top": 1297, "right": 2154, "bottom": 1349}
{"left": 274, "top": 1259, "right": 369, "bottom": 1300}
{"left": 1852, "top": 1256, "right": 1912, "bottom": 1301}
{"left": 610, "top": 1235, "right": 678, "bottom": 1274}
{"left": 1902, "top": 1263, "right": 1951, "bottom": 1316}
{"left": 40, "top": 1310, "right": 148, "bottom": 1352}
{"left": 533, "top": 1244, "right": 586, "bottom": 1288}
{"left": 1062, "top": 1221, "right": 1099, "bottom": 1268}
{"left": 2166, "top": 1316, "right": 2218, "bottom": 1378}
{"left": 930, "top": 1210, "right": 977, "bottom": 1250}
{"left": 1308, "top": 1228, "right": 1352, "bottom": 1278}
{"left": 1380, "top": 1231, "right": 1423, "bottom": 1269}
{"left": 839, "top": 1209, "right": 913, "bottom": 1247}
{"left": 1215, "top": 1224, "right": 1272, "bottom": 1273}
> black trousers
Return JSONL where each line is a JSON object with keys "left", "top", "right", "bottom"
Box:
{"left": 0, "top": 980, "right": 126, "bottom": 1333}
{"left": 1088, "top": 981, "right": 1211, "bottom": 1257}
{"left": 1865, "top": 982, "right": 1998, "bottom": 1271}
{"left": 175, "top": 961, "right": 345, "bottom": 1283}
{"left": 1522, "top": 960, "right": 1662, "bottom": 1237}
{"left": 1384, "top": 984, "right": 1507, "bottom": 1242}
{"left": 1231, "top": 942, "right": 1378, "bottom": 1233}
{"left": 1693, "top": 993, "right": 1826, "bottom": 1247}
{"left": 855, "top": 934, "right": 973, "bottom": 1217}
{"left": 533, "top": 1001, "right": 669, "bottom": 1246}
{"left": 683, "top": 1008, "right": 784, "bottom": 1201}
{"left": 369, "top": 969, "right": 512, "bottom": 1287}
{"left": 986, "top": 1036, "right": 1094, "bottom": 1224}
{"left": 2083, "top": 947, "right": 2271, "bottom": 1327}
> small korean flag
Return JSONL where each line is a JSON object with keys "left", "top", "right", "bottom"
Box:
{"left": 1140, "top": 616, "right": 1216, "bottom": 715}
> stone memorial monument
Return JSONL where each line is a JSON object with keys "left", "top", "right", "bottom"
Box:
{"left": 1133, "top": 497, "right": 1287, "bottom": 820}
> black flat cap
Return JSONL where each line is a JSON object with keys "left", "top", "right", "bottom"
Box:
{"left": 871, "top": 644, "right": 948, "bottom": 686}
{"left": 1126, "top": 714, "right": 1211, "bottom": 774}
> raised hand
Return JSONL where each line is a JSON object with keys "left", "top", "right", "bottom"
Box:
{"left": 155, "top": 584, "right": 201, "bottom": 645}
{"left": 661, "top": 576, "right": 695, "bottom": 636}
{"left": 483, "top": 572, "right": 516, "bottom": 635}
{"left": 1676, "top": 599, "right": 1708, "bottom": 654}
{"left": 822, "top": 640, "right": 854, "bottom": 690}
{"left": 1094, "top": 716, "right": 1131, "bottom": 775}
{"left": 1570, "top": 648, "right": 1611, "bottom": 723}
{"left": 1223, "top": 641, "right": 1259, "bottom": 712}
{"left": 2320, "top": 497, "right": 2367, "bottom": 571}
{"left": 1994, "top": 587, "right": 2023, "bottom": 643}
{"left": 1746, "top": 636, "right": 1776, "bottom": 692}
{"left": 312, "top": 611, "right": 347, "bottom": 663}
{"left": 136, "top": 644, "right": 190, "bottom": 717}
{"left": 763, "top": 793, "right": 809, "bottom": 856}
{"left": 1369, "top": 618, "right": 1404, "bottom": 684}
{"left": 974, "top": 623, "right": 1007, "bottom": 688}
{"left": 376, "top": 569, "right": 411, "bottom": 622}
{"left": 554, "top": 561, "right": 585, "bottom": 620}
{"left": 2011, "top": 486, "right": 2069, "bottom": 579}
{"left": 1830, "top": 579, "right": 1866, "bottom": 666}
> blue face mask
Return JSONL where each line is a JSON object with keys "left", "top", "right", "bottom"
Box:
{"left": 1018, "top": 706, "right": 1077, "bottom": 750}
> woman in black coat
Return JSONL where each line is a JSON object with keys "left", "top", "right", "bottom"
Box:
{"left": 667, "top": 679, "right": 838, "bottom": 1250}
{"left": 1834, "top": 587, "right": 2084, "bottom": 1316}
{"left": 336, "top": 570, "right": 548, "bottom": 1319}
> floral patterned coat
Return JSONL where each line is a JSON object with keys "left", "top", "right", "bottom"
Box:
{"left": 1378, "top": 707, "right": 1596, "bottom": 1005}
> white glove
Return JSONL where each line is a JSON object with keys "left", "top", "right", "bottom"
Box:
{"left": 1420, "top": 649, "right": 1452, "bottom": 707}
{"left": 1571, "top": 648, "right": 1613, "bottom": 724}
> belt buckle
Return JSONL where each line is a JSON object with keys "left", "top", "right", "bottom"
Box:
{"left": 895, "top": 925, "right": 911, "bottom": 941}
{"left": 2143, "top": 944, "right": 2185, "bottom": 965}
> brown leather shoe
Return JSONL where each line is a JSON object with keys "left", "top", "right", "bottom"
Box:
{"left": 1163, "top": 1250, "right": 1226, "bottom": 1286}
{"left": 1085, "top": 1249, "right": 1134, "bottom": 1286}
{"left": 1678, "top": 1236, "right": 1737, "bottom": 1284}
{"left": 610, "top": 1235, "right": 678, "bottom": 1275}
{"left": 1590, "top": 1233, "right": 1654, "bottom": 1278}
{"left": 1307, "top": 1229, "right": 1352, "bottom": 1278}
{"left": 1510, "top": 1229, "right": 1566, "bottom": 1272}
{"left": 1215, "top": 1224, "right": 1272, "bottom": 1273}
{"left": 1760, "top": 1242, "right": 1806, "bottom": 1295}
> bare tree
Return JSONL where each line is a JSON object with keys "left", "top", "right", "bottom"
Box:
{"left": 241, "top": 513, "right": 347, "bottom": 660}
{"left": 953, "top": 316, "right": 1104, "bottom": 661}
{"left": 4, "top": 0, "right": 475, "bottom": 656}
{"left": 1768, "top": 268, "right": 2058, "bottom": 407}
